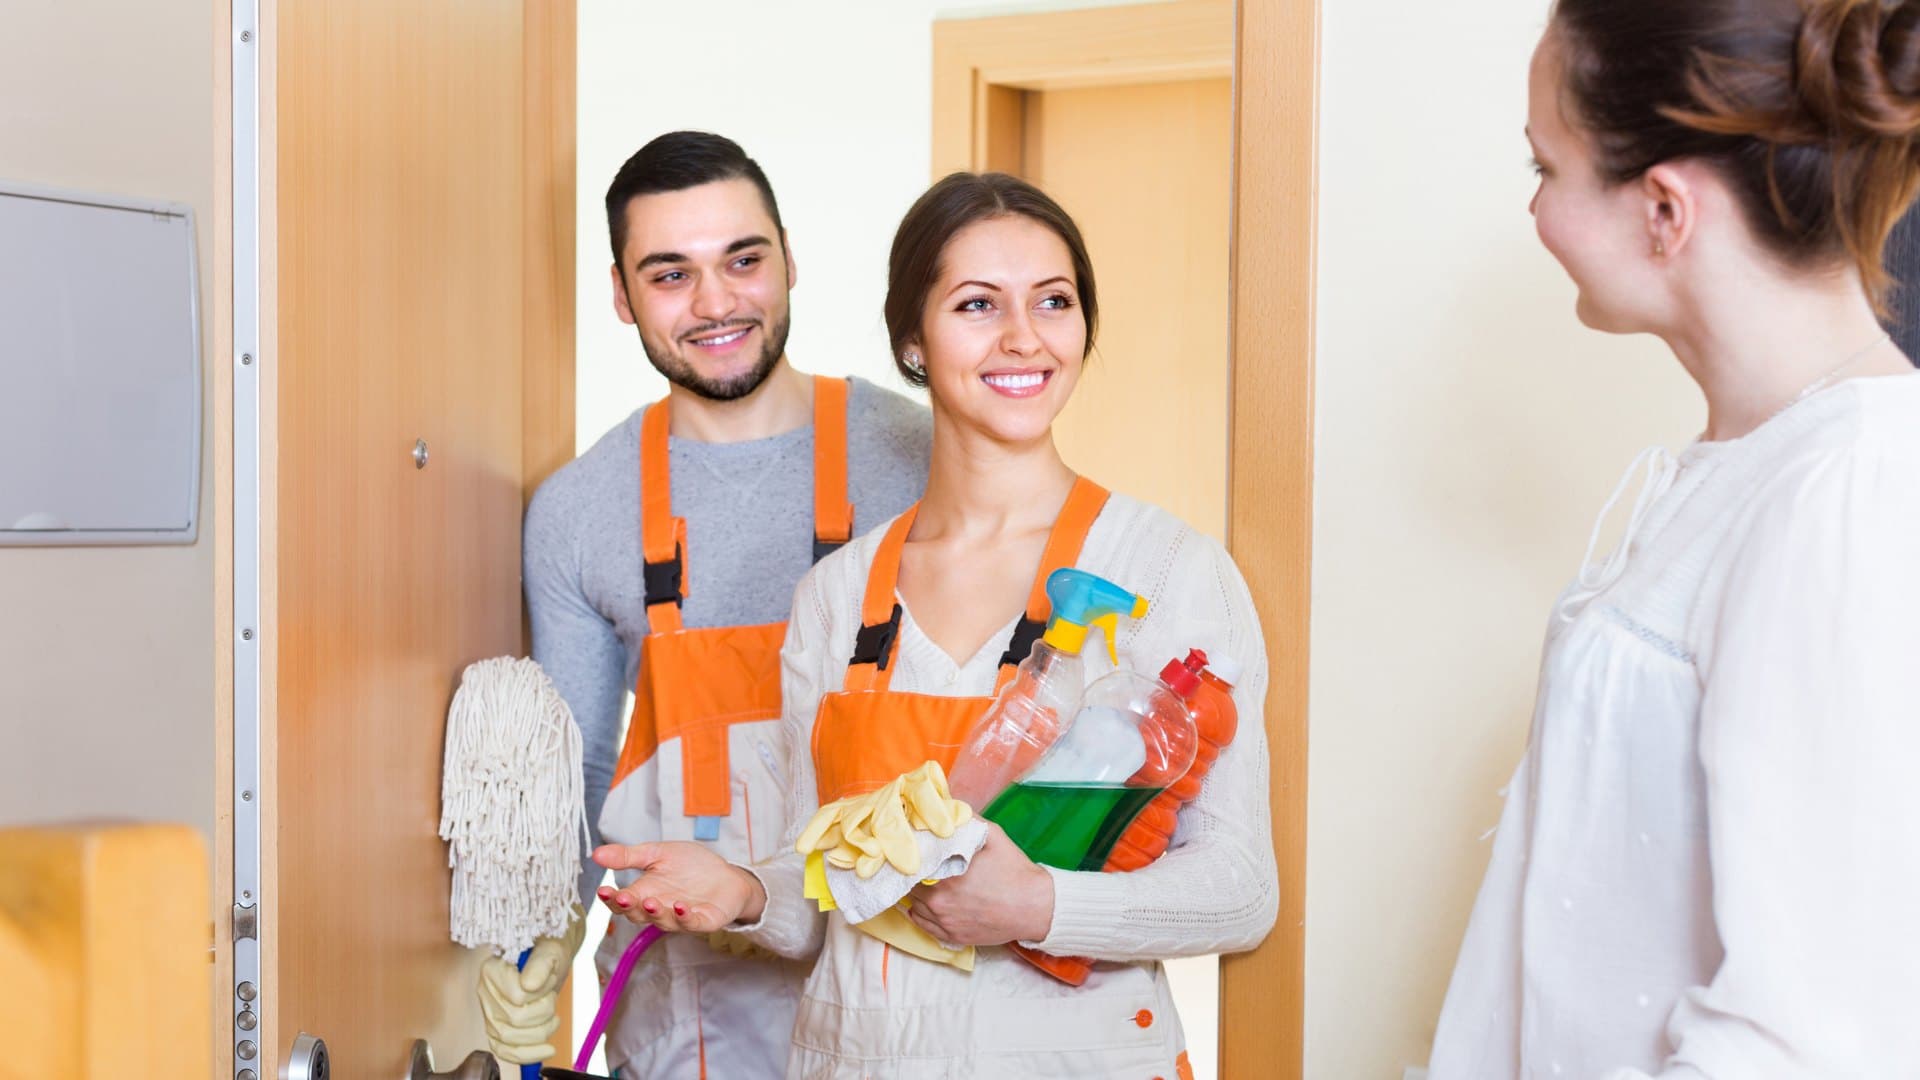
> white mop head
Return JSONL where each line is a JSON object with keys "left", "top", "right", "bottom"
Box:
{"left": 439, "top": 655, "right": 590, "bottom": 957}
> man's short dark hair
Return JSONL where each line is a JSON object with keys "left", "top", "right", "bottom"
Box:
{"left": 604, "top": 131, "right": 784, "bottom": 267}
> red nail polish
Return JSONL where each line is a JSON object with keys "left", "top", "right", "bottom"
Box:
{"left": 614, "top": 895, "right": 631, "bottom": 908}
{"left": 673, "top": 903, "right": 687, "bottom": 917}
{"left": 642, "top": 900, "right": 657, "bottom": 914}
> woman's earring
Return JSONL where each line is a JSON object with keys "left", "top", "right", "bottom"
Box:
{"left": 1653, "top": 240, "right": 1666, "bottom": 257}
{"left": 905, "top": 350, "right": 923, "bottom": 372}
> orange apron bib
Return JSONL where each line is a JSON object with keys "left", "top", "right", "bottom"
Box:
{"left": 809, "top": 476, "right": 1110, "bottom": 805}
{"left": 608, "top": 374, "right": 855, "bottom": 841}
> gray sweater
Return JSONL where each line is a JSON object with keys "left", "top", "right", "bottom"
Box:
{"left": 522, "top": 376, "right": 931, "bottom": 898}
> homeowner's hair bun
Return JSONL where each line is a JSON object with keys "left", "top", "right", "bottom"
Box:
{"left": 1552, "top": 0, "right": 1920, "bottom": 307}
{"left": 1793, "top": 0, "right": 1920, "bottom": 141}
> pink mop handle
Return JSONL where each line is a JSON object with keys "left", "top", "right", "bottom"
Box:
{"left": 574, "top": 925, "right": 663, "bottom": 1072}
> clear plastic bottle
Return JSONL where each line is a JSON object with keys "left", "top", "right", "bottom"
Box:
{"left": 947, "top": 569, "right": 1147, "bottom": 810}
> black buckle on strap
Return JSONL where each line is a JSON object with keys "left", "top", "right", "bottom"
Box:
{"left": 849, "top": 603, "right": 904, "bottom": 671}
{"left": 813, "top": 537, "right": 845, "bottom": 564}
{"left": 643, "top": 552, "right": 683, "bottom": 609}
{"left": 998, "top": 616, "right": 1047, "bottom": 670}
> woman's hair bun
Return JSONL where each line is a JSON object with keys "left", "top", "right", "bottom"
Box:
{"left": 1553, "top": 0, "right": 1920, "bottom": 307}
{"left": 1794, "top": 0, "right": 1920, "bottom": 141}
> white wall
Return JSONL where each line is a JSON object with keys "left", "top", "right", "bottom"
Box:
{"left": 0, "top": 0, "right": 215, "bottom": 841}
{"left": 1307, "top": 2, "right": 1701, "bottom": 1076}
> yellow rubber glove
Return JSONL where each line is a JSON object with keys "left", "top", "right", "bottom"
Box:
{"left": 858, "top": 904, "right": 975, "bottom": 971}
{"left": 901, "top": 761, "right": 971, "bottom": 837}
{"left": 796, "top": 762, "right": 974, "bottom": 881}
{"left": 476, "top": 906, "right": 586, "bottom": 1066}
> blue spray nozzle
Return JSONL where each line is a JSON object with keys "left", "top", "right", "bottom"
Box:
{"left": 1042, "top": 568, "right": 1148, "bottom": 662}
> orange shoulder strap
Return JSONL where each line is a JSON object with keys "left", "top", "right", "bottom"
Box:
{"left": 639, "top": 400, "right": 686, "bottom": 633}
{"left": 641, "top": 377, "right": 854, "bottom": 633}
{"left": 842, "top": 476, "right": 1112, "bottom": 694}
{"left": 843, "top": 505, "right": 917, "bottom": 693}
{"left": 811, "top": 375, "right": 854, "bottom": 560}
{"left": 1022, "top": 476, "right": 1109, "bottom": 625}
{"left": 993, "top": 476, "right": 1110, "bottom": 688}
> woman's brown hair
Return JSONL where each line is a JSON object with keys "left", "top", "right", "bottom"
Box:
{"left": 883, "top": 172, "right": 1099, "bottom": 388}
{"left": 1553, "top": 0, "right": 1920, "bottom": 307}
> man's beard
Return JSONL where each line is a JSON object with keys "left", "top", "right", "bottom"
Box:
{"left": 642, "top": 310, "right": 791, "bottom": 402}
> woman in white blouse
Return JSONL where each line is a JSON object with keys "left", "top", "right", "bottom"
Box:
{"left": 1430, "top": 1, "right": 1920, "bottom": 1077}
{"left": 591, "top": 172, "right": 1278, "bottom": 1077}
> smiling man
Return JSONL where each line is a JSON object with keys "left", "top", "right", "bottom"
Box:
{"left": 501, "top": 132, "right": 931, "bottom": 1077}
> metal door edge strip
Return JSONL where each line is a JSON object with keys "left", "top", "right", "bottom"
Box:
{"left": 231, "top": 0, "right": 264, "bottom": 1075}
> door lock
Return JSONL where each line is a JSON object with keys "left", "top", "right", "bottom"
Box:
{"left": 284, "top": 1032, "right": 328, "bottom": 1080}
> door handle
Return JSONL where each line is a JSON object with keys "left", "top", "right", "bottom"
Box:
{"left": 405, "top": 1039, "right": 500, "bottom": 1080}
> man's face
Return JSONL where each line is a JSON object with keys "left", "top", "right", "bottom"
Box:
{"left": 610, "top": 177, "right": 795, "bottom": 401}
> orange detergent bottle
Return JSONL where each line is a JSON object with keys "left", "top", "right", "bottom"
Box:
{"left": 1019, "top": 648, "right": 1241, "bottom": 987}
{"left": 1104, "top": 649, "right": 1240, "bottom": 871}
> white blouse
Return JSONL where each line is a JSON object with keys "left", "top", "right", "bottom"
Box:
{"left": 1430, "top": 373, "right": 1920, "bottom": 1079}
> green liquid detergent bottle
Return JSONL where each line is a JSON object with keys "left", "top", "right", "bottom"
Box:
{"left": 982, "top": 626, "right": 1202, "bottom": 872}
{"left": 948, "top": 568, "right": 1147, "bottom": 811}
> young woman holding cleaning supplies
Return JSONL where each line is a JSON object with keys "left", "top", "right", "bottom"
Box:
{"left": 592, "top": 172, "right": 1278, "bottom": 1077}
{"left": 1429, "top": 2, "right": 1920, "bottom": 1076}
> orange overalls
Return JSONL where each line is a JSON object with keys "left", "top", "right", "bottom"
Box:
{"left": 593, "top": 375, "right": 851, "bottom": 1079}
{"left": 788, "top": 477, "right": 1196, "bottom": 1078}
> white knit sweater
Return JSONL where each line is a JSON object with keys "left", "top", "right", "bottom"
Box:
{"left": 737, "top": 491, "right": 1280, "bottom": 1069}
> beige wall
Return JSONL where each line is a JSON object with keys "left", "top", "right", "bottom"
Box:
{"left": 1305, "top": 4, "right": 1702, "bottom": 1077}
{"left": 0, "top": 0, "right": 215, "bottom": 841}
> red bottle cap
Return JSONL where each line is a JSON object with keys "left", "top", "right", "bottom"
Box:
{"left": 1159, "top": 655, "right": 1202, "bottom": 699}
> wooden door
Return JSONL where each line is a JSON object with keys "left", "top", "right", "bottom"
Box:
{"left": 214, "top": 1, "right": 575, "bottom": 1075}
{"left": 1021, "top": 77, "right": 1233, "bottom": 542}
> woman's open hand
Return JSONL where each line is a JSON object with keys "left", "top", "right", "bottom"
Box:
{"left": 593, "top": 841, "right": 767, "bottom": 934}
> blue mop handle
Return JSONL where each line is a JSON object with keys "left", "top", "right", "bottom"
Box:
{"left": 514, "top": 949, "right": 543, "bottom": 1080}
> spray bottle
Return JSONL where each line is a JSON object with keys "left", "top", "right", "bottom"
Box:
{"left": 947, "top": 568, "right": 1148, "bottom": 811}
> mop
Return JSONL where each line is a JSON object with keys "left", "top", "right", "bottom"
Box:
{"left": 439, "top": 655, "right": 665, "bottom": 1080}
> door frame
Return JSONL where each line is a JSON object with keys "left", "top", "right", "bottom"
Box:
{"left": 1224, "top": 2, "right": 1317, "bottom": 1076}
{"left": 211, "top": 1, "right": 577, "bottom": 1073}
{"left": 932, "top": 0, "right": 1234, "bottom": 178}
{"left": 931, "top": 2, "right": 1317, "bottom": 1075}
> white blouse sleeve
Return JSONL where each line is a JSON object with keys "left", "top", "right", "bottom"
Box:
{"left": 1607, "top": 436, "right": 1920, "bottom": 1079}
{"left": 1026, "top": 527, "right": 1282, "bottom": 961}
{"left": 731, "top": 566, "right": 835, "bottom": 960}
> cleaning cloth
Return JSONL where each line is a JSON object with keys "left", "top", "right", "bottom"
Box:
{"left": 796, "top": 760, "right": 985, "bottom": 970}
{"left": 826, "top": 820, "right": 987, "bottom": 923}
